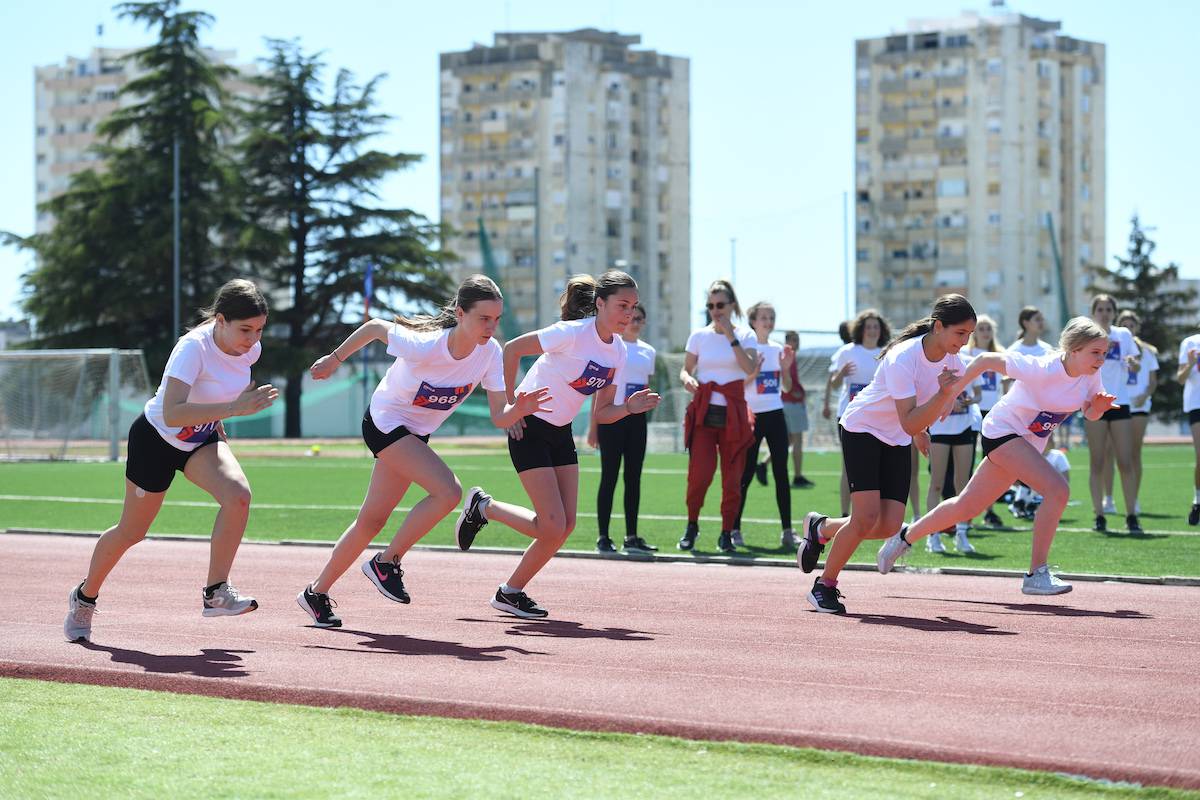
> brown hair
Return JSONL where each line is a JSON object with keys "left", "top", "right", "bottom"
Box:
{"left": 880, "top": 294, "right": 976, "bottom": 358}
{"left": 851, "top": 309, "right": 890, "bottom": 347}
{"left": 198, "top": 279, "right": 268, "bottom": 323}
{"left": 746, "top": 301, "right": 775, "bottom": 324}
{"left": 1090, "top": 293, "right": 1117, "bottom": 316}
{"left": 837, "top": 320, "right": 852, "bottom": 344}
{"left": 396, "top": 274, "right": 502, "bottom": 332}
{"left": 1016, "top": 306, "right": 1042, "bottom": 341}
{"left": 560, "top": 270, "right": 638, "bottom": 321}
{"left": 707, "top": 279, "right": 742, "bottom": 319}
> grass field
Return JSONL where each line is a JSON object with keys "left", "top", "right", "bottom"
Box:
{"left": 1, "top": 678, "right": 1192, "bottom": 800}
{"left": 2, "top": 443, "right": 1198, "bottom": 578}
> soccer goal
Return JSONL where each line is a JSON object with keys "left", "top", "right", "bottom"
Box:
{"left": 0, "top": 349, "right": 152, "bottom": 461}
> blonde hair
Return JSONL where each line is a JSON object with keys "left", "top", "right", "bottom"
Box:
{"left": 1058, "top": 316, "right": 1108, "bottom": 353}
{"left": 968, "top": 314, "right": 1001, "bottom": 353}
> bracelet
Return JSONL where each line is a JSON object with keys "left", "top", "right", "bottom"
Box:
{"left": 332, "top": 350, "right": 344, "bottom": 363}
{"left": 729, "top": 339, "right": 741, "bottom": 348}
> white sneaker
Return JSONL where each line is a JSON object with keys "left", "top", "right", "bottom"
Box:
{"left": 1102, "top": 496, "right": 1117, "bottom": 515}
{"left": 1022, "top": 565, "right": 1072, "bottom": 595}
{"left": 64, "top": 585, "right": 96, "bottom": 642}
{"left": 202, "top": 582, "right": 259, "bottom": 617}
{"left": 926, "top": 533, "right": 946, "bottom": 553}
{"left": 876, "top": 528, "right": 911, "bottom": 574}
{"left": 954, "top": 528, "right": 976, "bottom": 554}
{"left": 780, "top": 528, "right": 799, "bottom": 548}
{"left": 730, "top": 529, "right": 746, "bottom": 548}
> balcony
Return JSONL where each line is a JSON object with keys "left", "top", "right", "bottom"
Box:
{"left": 937, "top": 226, "right": 968, "bottom": 239}
{"left": 880, "top": 136, "right": 908, "bottom": 155}
{"left": 879, "top": 107, "right": 907, "bottom": 123}
{"left": 935, "top": 135, "right": 966, "bottom": 150}
{"left": 908, "top": 106, "right": 935, "bottom": 122}
{"left": 878, "top": 78, "right": 907, "bottom": 93}
{"left": 878, "top": 198, "right": 907, "bottom": 214}
{"left": 936, "top": 74, "right": 966, "bottom": 89}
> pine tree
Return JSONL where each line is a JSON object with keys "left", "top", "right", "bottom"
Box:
{"left": 1088, "top": 215, "right": 1196, "bottom": 420}
{"left": 236, "top": 39, "right": 449, "bottom": 437}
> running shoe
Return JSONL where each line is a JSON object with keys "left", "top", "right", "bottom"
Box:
{"left": 876, "top": 527, "right": 911, "bottom": 574}
{"left": 797, "top": 512, "right": 827, "bottom": 573}
{"left": 202, "top": 582, "right": 258, "bottom": 617}
{"left": 954, "top": 526, "right": 976, "bottom": 554}
{"left": 64, "top": 584, "right": 96, "bottom": 643}
{"left": 596, "top": 536, "right": 618, "bottom": 554}
{"left": 754, "top": 461, "right": 769, "bottom": 486}
{"left": 1126, "top": 514, "right": 1144, "bottom": 535}
{"left": 1094, "top": 514, "right": 1107, "bottom": 533}
{"left": 623, "top": 536, "right": 658, "bottom": 554}
{"left": 1189, "top": 504, "right": 1200, "bottom": 526}
{"left": 677, "top": 522, "right": 699, "bottom": 551}
{"left": 455, "top": 486, "right": 491, "bottom": 551}
{"left": 806, "top": 578, "right": 846, "bottom": 614}
{"left": 361, "top": 553, "right": 411, "bottom": 603}
{"left": 1021, "top": 565, "right": 1072, "bottom": 595}
{"left": 490, "top": 587, "right": 548, "bottom": 619}
{"left": 730, "top": 529, "right": 746, "bottom": 548}
{"left": 296, "top": 585, "right": 342, "bottom": 628}
{"left": 926, "top": 533, "right": 947, "bottom": 553}
{"left": 717, "top": 531, "right": 736, "bottom": 553}
{"left": 794, "top": 475, "right": 815, "bottom": 488}
{"left": 983, "top": 508, "right": 1004, "bottom": 528}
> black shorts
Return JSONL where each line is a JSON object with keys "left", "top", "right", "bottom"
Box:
{"left": 125, "top": 413, "right": 219, "bottom": 493}
{"left": 1130, "top": 410, "right": 1149, "bottom": 418}
{"left": 1190, "top": 409, "right": 1200, "bottom": 427}
{"left": 508, "top": 414, "right": 578, "bottom": 473}
{"left": 362, "top": 408, "right": 429, "bottom": 457}
{"left": 1100, "top": 405, "right": 1131, "bottom": 422}
{"left": 981, "top": 433, "right": 1021, "bottom": 459}
{"left": 930, "top": 428, "right": 978, "bottom": 447}
{"left": 839, "top": 425, "right": 911, "bottom": 503}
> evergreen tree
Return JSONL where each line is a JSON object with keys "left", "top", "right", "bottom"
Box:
{"left": 236, "top": 39, "right": 449, "bottom": 437}
{"left": 1088, "top": 215, "right": 1196, "bottom": 420}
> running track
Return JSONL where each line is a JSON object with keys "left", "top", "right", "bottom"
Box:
{"left": 2, "top": 532, "right": 1197, "bottom": 789}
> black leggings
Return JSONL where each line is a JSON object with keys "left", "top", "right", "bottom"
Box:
{"left": 736, "top": 409, "right": 792, "bottom": 530}
{"left": 596, "top": 413, "right": 648, "bottom": 539}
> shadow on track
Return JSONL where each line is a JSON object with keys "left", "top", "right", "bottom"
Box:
{"left": 79, "top": 642, "right": 253, "bottom": 678}
{"left": 304, "top": 628, "right": 549, "bottom": 662}
{"left": 842, "top": 613, "right": 1018, "bottom": 635}
{"left": 885, "top": 597, "right": 1152, "bottom": 619}
{"left": 457, "top": 617, "right": 658, "bottom": 641}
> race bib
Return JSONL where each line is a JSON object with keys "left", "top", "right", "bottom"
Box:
{"left": 177, "top": 421, "right": 218, "bottom": 444}
{"left": 624, "top": 382, "right": 647, "bottom": 400}
{"left": 756, "top": 370, "right": 780, "bottom": 395}
{"left": 412, "top": 381, "right": 473, "bottom": 410}
{"left": 568, "top": 361, "right": 615, "bottom": 395}
{"left": 1105, "top": 340, "right": 1121, "bottom": 361}
{"left": 981, "top": 371, "right": 998, "bottom": 392}
{"left": 1027, "top": 410, "right": 1071, "bottom": 438}
{"left": 950, "top": 392, "right": 970, "bottom": 415}
{"left": 848, "top": 382, "right": 867, "bottom": 402}
{"left": 1127, "top": 369, "right": 1138, "bottom": 386}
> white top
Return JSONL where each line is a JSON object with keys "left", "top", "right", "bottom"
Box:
{"left": 1179, "top": 334, "right": 1200, "bottom": 413}
{"left": 685, "top": 326, "right": 758, "bottom": 406}
{"left": 613, "top": 339, "right": 656, "bottom": 406}
{"left": 144, "top": 323, "right": 261, "bottom": 452}
{"left": 965, "top": 346, "right": 1002, "bottom": 411}
{"left": 517, "top": 317, "right": 627, "bottom": 427}
{"left": 1127, "top": 345, "right": 1158, "bottom": 414}
{"left": 1008, "top": 339, "right": 1054, "bottom": 357}
{"left": 840, "top": 336, "right": 966, "bottom": 447}
{"left": 929, "top": 384, "right": 983, "bottom": 436}
{"left": 982, "top": 351, "right": 1105, "bottom": 450}
{"left": 369, "top": 325, "right": 504, "bottom": 437}
{"left": 830, "top": 343, "right": 881, "bottom": 419}
{"left": 1099, "top": 325, "right": 1138, "bottom": 406}
{"left": 746, "top": 340, "right": 785, "bottom": 414}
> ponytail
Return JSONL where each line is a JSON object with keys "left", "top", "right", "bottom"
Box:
{"left": 397, "top": 274, "right": 502, "bottom": 332}
{"left": 559, "top": 270, "right": 638, "bottom": 321}
{"left": 879, "top": 293, "right": 976, "bottom": 358}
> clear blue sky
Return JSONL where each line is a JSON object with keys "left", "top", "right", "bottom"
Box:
{"left": 1, "top": 1, "right": 1197, "bottom": 336}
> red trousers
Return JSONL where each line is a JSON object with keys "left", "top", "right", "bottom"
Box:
{"left": 686, "top": 423, "right": 749, "bottom": 531}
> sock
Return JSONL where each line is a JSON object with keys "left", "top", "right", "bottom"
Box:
{"left": 899, "top": 529, "right": 909, "bottom": 544}
{"left": 478, "top": 496, "right": 491, "bottom": 519}
{"left": 1193, "top": 489, "right": 1200, "bottom": 504}
{"left": 500, "top": 583, "right": 522, "bottom": 595}
{"left": 819, "top": 577, "right": 838, "bottom": 588}
{"left": 204, "top": 580, "right": 225, "bottom": 598}
{"left": 816, "top": 517, "right": 829, "bottom": 544}
{"left": 76, "top": 583, "right": 98, "bottom": 605}
{"left": 955, "top": 522, "right": 969, "bottom": 535}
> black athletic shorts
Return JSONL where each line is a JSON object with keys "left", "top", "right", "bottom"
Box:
{"left": 125, "top": 413, "right": 219, "bottom": 493}
{"left": 1189, "top": 409, "right": 1200, "bottom": 427}
{"left": 508, "top": 414, "right": 578, "bottom": 473}
{"left": 1100, "top": 404, "right": 1131, "bottom": 422}
{"left": 839, "top": 425, "right": 911, "bottom": 503}
{"left": 362, "top": 408, "right": 429, "bottom": 457}
{"left": 981, "top": 433, "right": 1021, "bottom": 459}
{"left": 930, "top": 428, "right": 978, "bottom": 447}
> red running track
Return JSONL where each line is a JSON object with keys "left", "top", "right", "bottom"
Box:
{"left": 2, "top": 532, "right": 1198, "bottom": 789}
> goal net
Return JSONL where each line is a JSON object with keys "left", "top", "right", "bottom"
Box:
{"left": 0, "top": 349, "right": 153, "bottom": 460}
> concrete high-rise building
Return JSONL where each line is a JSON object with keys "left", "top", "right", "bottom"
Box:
{"left": 854, "top": 12, "right": 1104, "bottom": 336}
{"left": 440, "top": 30, "right": 690, "bottom": 348}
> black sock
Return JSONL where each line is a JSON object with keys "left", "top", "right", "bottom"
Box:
{"left": 204, "top": 581, "right": 225, "bottom": 598}
{"left": 76, "top": 583, "right": 98, "bottom": 604}
{"left": 899, "top": 529, "right": 909, "bottom": 544}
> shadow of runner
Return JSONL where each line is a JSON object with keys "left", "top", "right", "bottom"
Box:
{"left": 304, "top": 628, "right": 549, "bottom": 662}
{"left": 456, "top": 618, "right": 658, "bottom": 641}
{"left": 79, "top": 643, "right": 253, "bottom": 678}
{"left": 885, "top": 596, "right": 1151, "bottom": 619}
{"left": 844, "top": 613, "right": 1018, "bottom": 636}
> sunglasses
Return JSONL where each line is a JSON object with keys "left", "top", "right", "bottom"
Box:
{"left": 631, "top": 317, "right": 645, "bottom": 324}
{"left": 706, "top": 301, "right": 728, "bottom": 311}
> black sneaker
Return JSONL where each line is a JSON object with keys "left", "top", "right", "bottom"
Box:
{"left": 296, "top": 585, "right": 342, "bottom": 628}
{"left": 796, "top": 475, "right": 815, "bottom": 488}
{"left": 806, "top": 578, "right": 846, "bottom": 614}
{"left": 596, "top": 536, "right": 618, "bottom": 554}
{"left": 717, "top": 531, "right": 736, "bottom": 553}
{"left": 983, "top": 508, "right": 1004, "bottom": 528}
{"left": 361, "top": 553, "right": 411, "bottom": 604}
{"left": 1127, "top": 514, "right": 1144, "bottom": 535}
{"left": 678, "top": 522, "right": 699, "bottom": 551}
{"left": 623, "top": 536, "right": 658, "bottom": 554}
{"left": 490, "top": 587, "right": 549, "bottom": 619}
{"left": 755, "top": 461, "right": 769, "bottom": 486}
{"left": 1094, "top": 514, "right": 1107, "bottom": 532}
{"left": 455, "top": 486, "right": 491, "bottom": 551}
{"left": 798, "top": 511, "right": 827, "bottom": 573}
{"left": 1189, "top": 504, "right": 1200, "bottom": 526}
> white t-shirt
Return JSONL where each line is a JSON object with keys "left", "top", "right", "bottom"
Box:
{"left": 517, "top": 317, "right": 627, "bottom": 427}
{"left": 840, "top": 336, "right": 967, "bottom": 447}
{"left": 144, "top": 323, "right": 261, "bottom": 452}
{"left": 1008, "top": 339, "right": 1054, "bottom": 357}
{"left": 746, "top": 340, "right": 785, "bottom": 414}
{"left": 1127, "top": 345, "right": 1158, "bottom": 414}
{"left": 830, "top": 344, "right": 881, "bottom": 419}
{"left": 369, "top": 325, "right": 504, "bottom": 436}
{"left": 1099, "top": 325, "right": 1138, "bottom": 406}
{"left": 614, "top": 339, "right": 656, "bottom": 406}
{"left": 929, "top": 383, "right": 982, "bottom": 436}
{"left": 982, "top": 351, "right": 1105, "bottom": 450}
{"left": 965, "top": 346, "right": 1002, "bottom": 411}
{"left": 1179, "top": 334, "right": 1200, "bottom": 413}
{"left": 685, "top": 326, "right": 758, "bottom": 406}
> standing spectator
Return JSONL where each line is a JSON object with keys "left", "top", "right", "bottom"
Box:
{"left": 1086, "top": 294, "right": 1141, "bottom": 534}
{"left": 1103, "top": 311, "right": 1157, "bottom": 518}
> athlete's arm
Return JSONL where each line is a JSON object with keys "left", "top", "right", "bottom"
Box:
{"left": 593, "top": 383, "right": 660, "bottom": 424}
{"left": 502, "top": 332, "right": 544, "bottom": 405}
{"left": 310, "top": 319, "right": 391, "bottom": 380}
{"left": 487, "top": 387, "right": 553, "bottom": 431}
{"left": 893, "top": 367, "right": 963, "bottom": 436}
{"left": 161, "top": 378, "right": 277, "bottom": 428}
{"left": 679, "top": 351, "right": 700, "bottom": 394}
{"left": 1176, "top": 349, "right": 1197, "bottom": 384}
{"left": 947, "top": 353, "right": 1007, "bottom": 398}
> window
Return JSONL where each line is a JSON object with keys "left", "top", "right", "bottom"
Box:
{"left": 36, "top": 126, "right": 47, "bottom": 136}
{"left": 1081, "top": 95, "right": 1090, "bottom": 113}
{"left": 988, "top": 181, "right": 1000, "bottom": 196}
{"left": 856, "top": 127, "right": 869, "bottom": 143}
{"left": 462, "top": 83, "right": 472, "bottom": 93}
{"left": 937, "top": 178, "right": 967, "bottom": 197}
{"left": 856, "top": 248, "right": 869, "bottom": 262}
{"left": 988, "top": 212, "right": 1001, "bottom": 225}
{"left": 553, "top": 134, "right": 565, "bottom": 146}
{"left": 986, "top": 58, "right": 1002, "bottom": 76}
{"left": 1081, "top": 184, "right": 1091, "bottom": 201}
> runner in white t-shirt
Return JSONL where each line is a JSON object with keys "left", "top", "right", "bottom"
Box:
{"left": 1101, "top": 311, "right": 1159, "bottom": 521}
{"left": 828, "top": 310, "right": 888, "bottom": 517}
{"left": 1086, "top": 295, "right": 1143, "bottom": 534}
{"left": 296, "top": 276, "right": 550, "bottom": 627}
{"left": 65, "top": 280, "right": 278, "bottom": 643}
{"left": 878, "top": 317, "right": 1116, "bottom": 597}
{"left": 454, "top": 271, "right": 659, "bottom": 619}
{"left": 1175, "top": 328, "right": 1200, "bottom": 524}
{"left": 799, "top": 295, "right": 975, "bottom": 614}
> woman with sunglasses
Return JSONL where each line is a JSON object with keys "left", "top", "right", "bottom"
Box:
{"left": 678, "top": 280, "right": 758, "bottom": 553}
{"left": 588, "top": 302, "right": 658, "bottom": 554}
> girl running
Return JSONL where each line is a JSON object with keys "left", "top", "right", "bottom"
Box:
{"left": 1102, "top": 311, "right": 1157, "bottom": 519}
{"left": 733, "top": 302, "right": 797, "bottom": 549}
{"left": 1086, "top": 294, "right": 1141, "bottom": 534}
{"left": 64, "top": 279, "right": 277, "bottom": 642}
{"left": 828, "top": 310, "right": 888, "bottom": 521}
{"left": 587, "top": 302, "right": 657, "bottom": 555}
{"left": 295, "top": 276, "right": 550, "bottom": 628}
{"left": 1176, "top": 326, "right": 1200, "bottom": 525}
{"left": 798, "top": 294, "right": 974, "bottom": 614}
{"left": 877, "top": 316, "right": 1117, "bottom": 596}
{"left": 453, "top": 271, "right": 659, "bottom": 619}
